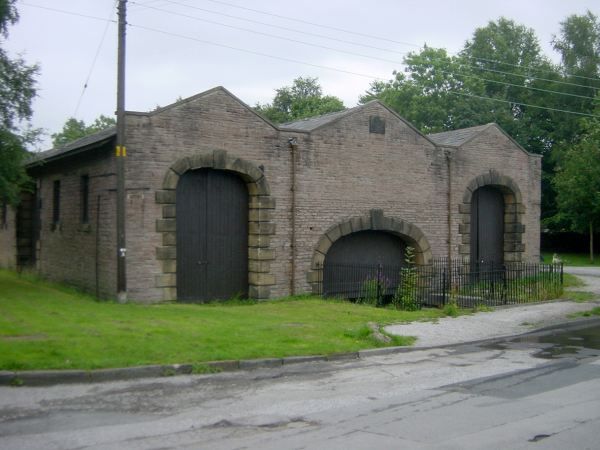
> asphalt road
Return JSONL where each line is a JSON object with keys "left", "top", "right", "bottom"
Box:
{"left": 1, "top": 318, "right": 600, "bottom": 450}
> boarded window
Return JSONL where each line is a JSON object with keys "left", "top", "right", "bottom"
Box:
{"left": 1, "top": 199, "right": 7, "bottom": 228}
{"left": 80, "top": 175, "right": 89, "bottom": 224}
{"left": 52, "top": 180, "right": 61, "bottom": 227}
{"left": 369, "top": 116, "right": 385, "bottom": 134}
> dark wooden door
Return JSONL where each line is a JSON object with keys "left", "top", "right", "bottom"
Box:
{"left": 176, "top": 169, "right": 248, "bottom": 302}
{"left": 323, "top": 231, "right": 406, "bottom": 298}
{"left": 470, "top": 186, "right": 504, "bottom": 265}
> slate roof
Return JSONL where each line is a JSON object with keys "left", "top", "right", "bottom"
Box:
{"left": 427, "top": 123, "right": 492, "bottom": 147}
{"left": 279, "top": 107, "right": 359, "bottom": 132}
{"left": 27, "top": 127, "right": 116, "bottom": 167}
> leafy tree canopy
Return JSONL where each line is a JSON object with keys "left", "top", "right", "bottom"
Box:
{"left": 552, "top": 117, "right": 600, "bottom": 260}
{"left": 0, "top": 0, "right": 39, "bottom": 206}
{"left": 51, "top": 114, "right": 116, "bottom": 148}
{"left": 255, "top": 77, "right": 345, "bottom": 124}
{"left": 360, "top": 14, "right": 600, "bottom": 229}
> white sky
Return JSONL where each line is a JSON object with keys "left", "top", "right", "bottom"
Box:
{"left": 5, "top": 0, "right": 599, "bottom": 149}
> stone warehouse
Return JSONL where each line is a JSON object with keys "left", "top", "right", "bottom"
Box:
{"left": 0, "top": 87, "right": 541, "bottom": 302}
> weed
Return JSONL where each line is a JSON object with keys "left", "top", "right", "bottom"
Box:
{"left": 564, "top": 291, "right": 596, "bottom": 303}
{"left": 191, "top": 364, "right": 222, "bottom": 375}
{"left": 161, "top": 367, "right": 176, "bottom": 377}
{"left": 392, "top": 247, "right": 419, "bottom": 311}
{"left": 472, "top": 303, "right": 493, "bottom": 313}
{"left": 569, "top": 307, "right": 600, "bottom": 318}
{"left": 9, "top": 377, "right": 23, "bottom": 387}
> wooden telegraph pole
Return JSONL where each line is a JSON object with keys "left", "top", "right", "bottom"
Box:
{"left": 116, "top": 0, "right": 127, "bottom": 301}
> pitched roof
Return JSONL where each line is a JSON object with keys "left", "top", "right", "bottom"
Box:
{"left": 427, "top": 123, "right": 492, "bottom": 147}
{"left": 27, "top": 126, "right": 116, "bottom": 167}
{"left": 279, "top": 107, "right": 359, "bottom": 132}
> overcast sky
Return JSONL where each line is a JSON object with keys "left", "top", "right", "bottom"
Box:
{"left": 6, "top": 0, "right": 599, "bottom": 149}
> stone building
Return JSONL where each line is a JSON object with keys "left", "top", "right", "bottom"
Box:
{"left": 0, "top": 87, "right": 541, "bottom": 302}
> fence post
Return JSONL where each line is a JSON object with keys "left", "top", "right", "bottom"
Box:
{"left": 442, "top": 267, "right": 447, "bottom": 306}
{"left": 560, "top": 263, "right": 564, "bottom": 286}
{"left": 377, "top": 263, "right": 383, "bottom": 306}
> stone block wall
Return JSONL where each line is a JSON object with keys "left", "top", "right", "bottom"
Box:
{"left": 7, "top": 88, "right": 541, "bottom": 302}
{"left": 0, "top": 203, "right": 17, "bottom": 269}
{"left": 449, "top": 126, "right": 542, "bottom": 263}
{"left": 31, "top": 147, "right": 117, "bottom": 298}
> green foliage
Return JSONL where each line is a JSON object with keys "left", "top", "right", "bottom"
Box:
{"left": 51, "top": 114, "right": 116, "bottom": 148}
{"left": 564, "top": 291, "right": 596, "bottom": 303}
{"left": 553, "top": 120, "right": 600, "bottom": 234}
{"left": 569, "top": 306, "right": 600, "bottom": 318}
{"left": 255, "top": 76, "right": 345, "bottom": 124}
{"left": 0, "top": 0, "right": 39, "bottom": 206}
{"left": 443, "top": 288, "right": 460, "bottom": 317}
{"left": 9, "top": 377, "right": 23, "bottom": 387}
{"left": 191, "top": 364, "right": 221, "bottom": 375}
{"left": 360, "top": 14, "right": 600, "bottom": 229}
{"left": 393, "top": 246, "right": 420, "bottom": 311}
{"left": 359, "top": 279, "right": 380, "bottom": 305}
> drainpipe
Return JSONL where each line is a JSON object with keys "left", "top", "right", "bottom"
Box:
{"left": 288, "top": 137, "right": 298, "bottom": 296}
{"left": 446, "top": 149, "right": 453, "bottom": 283}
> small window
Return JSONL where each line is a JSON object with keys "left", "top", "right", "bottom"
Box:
{"left": 52, "top": 180, "right": 61, "bottom": 228}
{"left": 80, "top": 175, "right": 90, "bottom": 224}
{"left": 1, "top": 199, "right": 7, "bottom": 228}
{"left": 369, "top": 116, "right": 386, "bottom": 134}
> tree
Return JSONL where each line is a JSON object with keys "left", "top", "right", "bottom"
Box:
{"left": 360, "top": 47, "right": 490, "bottom": 133}
{"left": 0, "top": 0, "right": 38, "bottom": 206}
{"left": 553, "top": 118, "right": 600, "bottom": 262}
{"left": 547, "top": 11, "right": 600, "bottom": 227}
{"left": 255, "top": 77, "right": 345, "bottom": 124}
{"left": 51, "top": 114, "right": 116, "bottom": 148}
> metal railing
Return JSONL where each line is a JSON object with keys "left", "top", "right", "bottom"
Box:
{"left": 314, "top": 259, "right": 563, "bottom": 308}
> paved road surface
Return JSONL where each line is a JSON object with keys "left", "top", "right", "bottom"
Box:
{"left": 1, "top": 319, "right": 600, "bottom": 450}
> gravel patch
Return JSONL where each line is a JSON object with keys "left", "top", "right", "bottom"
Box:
{"left": 385, "top": 301, "right": 597, "bottom": 347}
{"left": 385, "top": 267, "right": 600, "bottom": 348}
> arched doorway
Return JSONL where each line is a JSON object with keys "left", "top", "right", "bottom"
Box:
{"left": 176, "top": 169, "right": 248, "bottom": 301}
{"left": 470, "top": 185, "right": 504, "bottom": 266}
{"left": 322, "top": 230, "right": 408, "bottom": 299}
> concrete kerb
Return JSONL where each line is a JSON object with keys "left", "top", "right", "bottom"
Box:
{"left": 3, "top": 316, "right": 599, "bottom": 387}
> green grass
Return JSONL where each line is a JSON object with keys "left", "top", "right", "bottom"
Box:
{"left": 541, "top": 251, "right": 600, "bottom": 267}
{"left": 563, "top": 273, "right": 586, "bottom": 288}
{"left": 0, "top": 269, "right": 449, "bottom": 371}
{"left": 563, "top": 291, "right": 597, "bottom": 303}
{"left": 568, "top": 306, "right": 600, "bottom": 318}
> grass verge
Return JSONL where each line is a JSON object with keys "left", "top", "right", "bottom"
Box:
{"left": 541, "top": 252, "right": 600, "bottom": 267}
{"left": 0, "top": 269, "right": 449, "bottom": 371}
{"left": 568, "top": 307, "right": 600, "bottom": 319}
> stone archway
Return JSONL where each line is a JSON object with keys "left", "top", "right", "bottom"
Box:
{"left": 458, "top": 170, "right": 525, "bottom": 263}
{"left": 307, "top": 209, "right": 432, "bottom": 293}
{"left": 155, "top": 150, "right": 275, "bottom": 301}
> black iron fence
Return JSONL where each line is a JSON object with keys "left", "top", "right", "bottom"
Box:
{"left": 314, "top": 259, "right": 563, "bottom": 308}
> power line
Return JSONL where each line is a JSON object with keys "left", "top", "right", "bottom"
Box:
{"left": 73, "top": 0, "right": 118, "bottom": 117}
{"left": 129, "top": 22, "right": 387, "bottom": 81}
{"left": 131, "top": 1, "right": 599, "bottom": 102}
{"left": 129, "top": 21, "right": 599, "bottom": 118}
{"left": 18, "top": 2, "right": 600, "bottom": 119}
{"left": 21, "top": 2, "right": 117, "bottom": 24}
{"left": 449, "top": 91, "right": 600, "bottom": 118}
{"left": 199, "top": 0, "right": 600, "bottom": 85}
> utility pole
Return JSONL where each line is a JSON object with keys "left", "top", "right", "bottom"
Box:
{"left": 116, "top": 0, "right": 127, "bottom": 302}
